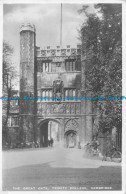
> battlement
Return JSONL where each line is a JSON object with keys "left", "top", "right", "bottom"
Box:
{"left": 36, "top": 44, "right": 81, "bottom": 57}
{"left": 20, "top": 23, "right": 36, "bottom": 33}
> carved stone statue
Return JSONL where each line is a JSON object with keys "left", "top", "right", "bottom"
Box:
{"left": 53, "top": 78, "right": 64, "bottom": 100}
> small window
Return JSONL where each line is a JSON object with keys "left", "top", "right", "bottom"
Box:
{"left": 65, "top": 90, "right": 68, "bottom": 100}
{"left": 65, "top": 61, "right": 70, "bottom": 72}
{"left": 45, "top": 63, "right": 49, "bottom": 72}
{"left": 46, "top": 90, "right": 48, "bottom": 97}
{"left": 37, "top": 90, "right": 41, "bottom": 102}
{"left": 43, "top": 63, "right": 45, "bottom": 72}
{"left": 69, "top": 89, "right": 73, "bottom": 97}
{"left": 70, "top": 61, "right": 73, "bottom": 71}
{"left": 41, "top": 89, "right": 53, "bottom": 101}
{"left": 64, "top": 89, "right": 76, "bottom": 101}
{"left": 73, "top": 90, "right": 76, "bottom": 97}
{"left": 73, "top": 61, "right": 75, "bottom": 71}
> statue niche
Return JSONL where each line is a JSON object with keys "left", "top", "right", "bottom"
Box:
{"left": 53, "top": 79, "right": 63, "bottom": 101}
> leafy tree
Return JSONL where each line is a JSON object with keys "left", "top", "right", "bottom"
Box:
{"left": 2, "top": 41, "right": 18, "bottom": 145}
{"left": 80, "top": 4, "right": 122, "bottom": 134}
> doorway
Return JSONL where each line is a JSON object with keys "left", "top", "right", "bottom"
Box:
{"left": 40, "top": 122, "right": 48, "bottom": 147}
{"left": 65, "top": 130, "right": 77, "bottom": 148}
{"left": 39, "top": 120, "right": 62, "bottom": 147}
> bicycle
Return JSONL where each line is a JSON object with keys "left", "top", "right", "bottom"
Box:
{"left": 84, "top": 143, "right": 92, "bottom": 153}
{"left": 84, "top": 142, "right": 100, "bottom": 156}
{"left": 102, "top": 146, "right": 122, "bottom": 162}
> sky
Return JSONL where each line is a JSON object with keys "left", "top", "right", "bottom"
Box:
{"left": 3, "top": 3, "right": 95, "bottom": 87}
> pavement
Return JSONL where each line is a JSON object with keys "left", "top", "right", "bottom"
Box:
{"left": 2, "top": 144, "right": 122, "bottom": 191}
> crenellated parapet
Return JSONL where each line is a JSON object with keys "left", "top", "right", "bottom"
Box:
{"left": 36, "top": 44, "right": 81, "bottom": 57}
{"left": 20, "top": 23, "right": 36, "bottom": 33}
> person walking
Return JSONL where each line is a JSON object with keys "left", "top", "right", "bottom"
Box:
{"left": 50, "top": 138, "right": 54, "bottom": 147}
{"left": 48, "top": 139, "right": 50, "bottom": 147}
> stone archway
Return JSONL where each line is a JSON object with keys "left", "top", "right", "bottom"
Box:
{"left": 37, "top": 118, "right": 63, "bottom": 147}
{"left": 64, "top": 119, "right": 79, "bottom": 148}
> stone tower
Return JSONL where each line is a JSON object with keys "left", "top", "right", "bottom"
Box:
{"left": 19, "top": 23, "right": 37, "bottom": 144}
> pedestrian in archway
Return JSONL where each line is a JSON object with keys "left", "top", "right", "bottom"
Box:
{"left": 50, "top": 138, "right": 54, "bottom": 147}
{"left": 48, "top": 139, "right": 50, "bottom": 147}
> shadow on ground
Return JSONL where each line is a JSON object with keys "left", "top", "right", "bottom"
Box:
{"left": 2, "top": 163, "right": 122, "bottom": 191}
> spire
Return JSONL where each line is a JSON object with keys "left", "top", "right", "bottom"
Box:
{"left": 60, "top": 3, "right": 62, "bottom": 47}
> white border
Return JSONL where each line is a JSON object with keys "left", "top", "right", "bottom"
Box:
{"left": 0, "top": 0, "right": 126, "bottom": 194}
{"left": 122, "top": 0, "right": 126, "bottom": 193}
{"left": 0, "top": 0, "right": 3, "bottom": 193}
{"left": 0, "top": 0, "right": 125, "bottom": 4}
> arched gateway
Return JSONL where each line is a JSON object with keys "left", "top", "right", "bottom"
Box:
{"left": 37, "top": 118, "right": 63, "bottom": 147}
{"left": 19, "top": 23, "right": 95, "bottom": 148}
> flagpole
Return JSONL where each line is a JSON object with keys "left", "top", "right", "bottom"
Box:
{"left": 60, "top": 3, "right": 62, "bottom": 47}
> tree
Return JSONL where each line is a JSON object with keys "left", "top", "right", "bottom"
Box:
{"left": 80, "top": 4, "right": 122, "bottom": 134}
{"left": 2, "top": 41, "right": 18, "bottom": 145}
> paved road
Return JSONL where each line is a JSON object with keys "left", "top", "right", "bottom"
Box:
{"left": 2, "top": 146, "right": 122, "bottom": 191}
